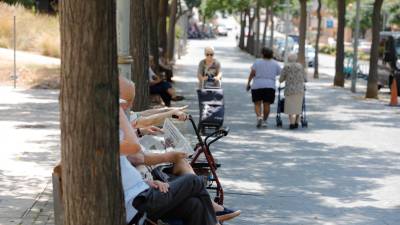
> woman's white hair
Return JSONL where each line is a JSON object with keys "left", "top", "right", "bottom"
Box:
{"left": 288, "top": 54, "right": 298, "bottom": 63}
{"left": 204, "top": 46, "right": 215, "bottom": 54}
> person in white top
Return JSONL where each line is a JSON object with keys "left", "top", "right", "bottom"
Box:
{"left": 246, "top": 47, "right": 282, "bottom": 128}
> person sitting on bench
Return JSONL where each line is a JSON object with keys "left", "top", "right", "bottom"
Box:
{"left": 149, "top": 56, "right": 183, "bottom": 107}
{"left": 119, "top": 76, "right": 241, "bottom": 223}
{"left": 119, "top": 106, "right": 220, "bottom": 225}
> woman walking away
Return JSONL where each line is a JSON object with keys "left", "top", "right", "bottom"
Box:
{"left": 246, "top": 47, "right": 282, "bottom": 128}
{"left": 197, "top": 46, "right": 222, "bottom": 88}
{"left": 279, "top": 54, "right": 307, "bottom": 129}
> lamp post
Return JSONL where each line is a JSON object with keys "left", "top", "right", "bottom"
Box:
{"left": 351, "top": 0, "right": 361, "bottom": 93}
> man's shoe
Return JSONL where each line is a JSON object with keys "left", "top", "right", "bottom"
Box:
{"left": 256, "top": 118, "right": 263, "bottom": 128}
{"left": 216, "top": 207, "right": 241, "bottom": 222}
{"left": 171, "top": 96, "right": 184, "bottom": 101}
{"left": 262, "top": 120, "right": 268, "bottom": 128}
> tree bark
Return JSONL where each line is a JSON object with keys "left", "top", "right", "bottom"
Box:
{"left": 239, "top": 10, "right": 246, "bottom": 49}
{"left": 269, "top": 9, "right": 274, "bottom": 48}
{"left": 262, "top": 6, "right": 269, "bottom": 50}
{"left": 59, "top": 0, "right": 124, "bottom": 224}
{"left": 314, "top": 0, "right": 322, "bottom": 79}
{"left": 366, "top": 0, "right": 384, "bottom": 98}
{"left": 159, "top": 0, "right": 169, "bottom": 52}
{"left": 254, "top": 0, "right": 261, "bottom": 56}
{"left": 298, "top": 0, "right": 307, "bottom": 67}
{"left": 149, "top": 0, "right": 160, "bottom": 70}
{"left": 131, "top": 0, "right": 149, "bottom": 111}
{"left": 167, "top": 0, "right": 178, "bottom": 61}
{"left": 334, "top": 0, "right": 346, "bottom": 87}
{"left": 246, "top": 8, "right": 256, "bottom": 53}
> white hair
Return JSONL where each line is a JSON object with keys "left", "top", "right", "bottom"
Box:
{"left": 204, "top": 46, "right": 215, "bottom": 54}
{"left": 288, "top": 54, "right": 298, "bottom": 63}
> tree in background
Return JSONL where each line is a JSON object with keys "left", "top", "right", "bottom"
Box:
{"left": 314, "top": 0, "right": 322, "bottom": 79}
{"left": 167, "top": 0, "right": 178, "bottom": 60}
{"left": 159, "top": 0, "right": 169, "bottom": 52}
{"left": 131, "top": 0, "right": 149, "bottom": 111}
{"left": 333, "top": 0, "right": 346, "bottom": 87}
{"left": 298, "top": 0, "right": 307, "bottom": 67}
{"left": 149, "top": 0, "right": 160, "bottom": 70}
{"left": 59, "top": 0, "right": 124, "bottom": 224}
{"left": 366, "top": 0, "right": 384, "bottom": 98}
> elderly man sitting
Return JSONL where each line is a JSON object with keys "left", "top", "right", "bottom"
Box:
{"left": 119, "top": 76, "right": 241, "bottom": 223}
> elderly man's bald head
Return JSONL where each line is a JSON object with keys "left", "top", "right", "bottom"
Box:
{"left": 119, "top": 75, "right": 135, "bottom": 110}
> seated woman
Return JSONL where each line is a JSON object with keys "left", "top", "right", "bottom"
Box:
{"left": 159, "top": 49, "right": 174, "bottom": 82}
{"left": 149, "top": 56, "right": 183, "bottom": 107}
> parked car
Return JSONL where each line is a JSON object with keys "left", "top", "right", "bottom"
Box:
{"left": 289, "top": 44, "right": 315, "bottom": 67}
{"left": 217, "top": 25, "right": 228, "bottom": 36}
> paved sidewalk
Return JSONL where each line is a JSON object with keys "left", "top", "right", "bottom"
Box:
{"left": 1, "top": 34, "right": 400, "bottom": 225}
{"left": 0, "top": 87, "right": 59, "bottom": 225}
{"left": 173, "top": 35, "right": 400, "bottom": 225}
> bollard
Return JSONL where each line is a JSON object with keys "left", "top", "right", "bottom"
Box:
{"left": 389, "top": 77, "right": 398, "bottom": 106}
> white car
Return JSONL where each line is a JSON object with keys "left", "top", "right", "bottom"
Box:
{"left": 217, "top": 25, "right": 228, "bottom": 36}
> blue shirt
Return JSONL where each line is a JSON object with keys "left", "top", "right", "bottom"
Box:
{"left": 120, "top": 130, "right": 149, "bottom": 223}
{"left": 251, "top": 59, "right": 282, "bottom": 90}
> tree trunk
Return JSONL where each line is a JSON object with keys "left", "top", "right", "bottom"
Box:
{"left": 262, "top": 6, "right": 269, "bottom": 50}
{"left": 149, "top": 0, "right": 160, "bottom": 70}
{"left": 167, "top": 0, "right": 178, "bottom": 61}
{"left": 246, "top": 8, "right": 255, "bottom": 53}
{"left": 298, "top": 0, "right": 307, "bottom": 67}
{"left": 158, "top": 0, "right": 169, "bottom": 52}
{"left": 239, "top": 10, "right": 246, "bottom": 49}
{"left": 314, "top": 0, "right": 322, "bottom": 79}
{"left": 334, "top": 0, "right": 346, "bottom": 87}
{"left": 131, "top": 0, "right": 149, "bottom": 111}
{"left": 59, "top": 0, "right": 124, "bottom": 225}
{"left": 254, "top": 0, "right": 261, "bottom": 56}
{"left": 366, "top": 0, "right": 384, "bottom": 98}
{"left": 269, "top": 9, "right": 274, "bottom": 48}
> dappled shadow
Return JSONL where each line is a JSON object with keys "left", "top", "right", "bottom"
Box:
{"left": 173, "top": 39, "right": 400, "bottom": 225}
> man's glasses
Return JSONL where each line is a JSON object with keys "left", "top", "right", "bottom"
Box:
{"left": 206, "top": 53, "right": 214, "bottom": 56}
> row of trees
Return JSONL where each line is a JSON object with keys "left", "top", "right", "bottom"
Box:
{"left": 199, "top": 0, "right": 398, "bottom": 98}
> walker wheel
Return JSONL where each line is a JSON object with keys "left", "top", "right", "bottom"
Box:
{"left": 302, "top": 121, "right": 308, "bottom": 128}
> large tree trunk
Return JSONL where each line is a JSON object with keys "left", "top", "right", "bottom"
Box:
{"left": 158, "top": 0, "right": 169, "bottom": 52}
{"left": 366, "top": 0, "right": 384, "bottom": 98}
{"left": 149, "top": 0, "right": 160, "bottom": 70}
{"left": 269, "top": 9, "right": 274, "bottom": 48}
{"left": 261, "top": 6, "right": 269, "bottom": 50}
{"left": 246, "top": 8, "right": 256, "bottom": 53}
{"left": 167, "top": 0, "right": 178, "bottom": 61}
{"left": 314, "top": 0, "right": 322, "bottom": 79}
{"left": 239, "top": 10, "right": 246, "bottom": 49}
{"left": 254, "top": 0, "right": 261, "bottom": 56}
{"left": 334, "top": 0, "right": 346, "bottom": 87}
{"left": 131, "top": 0, "right": 149, "bottom": 111}
{"left": 60, "top": 0, "right": 124, "bottom": 224}
{"left": 298, "top": 0, "right": 307, "bottom": 67}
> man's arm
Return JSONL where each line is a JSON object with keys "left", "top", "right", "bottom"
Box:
{"left": 246, "top": 69, "right": 256, "bottom": 91}
{"left": 127, "top": 151, "right": 187, "bottom": 166}
{"left": 133, "top": 109, "right": 187, "bottom": 128}
{"left": 120, "top": 108, "right": 142, "bottom": 155}
{"left": 138, "top": 105, "right": 188, "bottom": 117}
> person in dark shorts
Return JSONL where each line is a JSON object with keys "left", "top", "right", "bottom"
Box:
{"left": 246, "top": 47, "right": 282, "bottom": 128}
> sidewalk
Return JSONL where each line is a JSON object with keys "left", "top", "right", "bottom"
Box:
{"left": 1, "top": 34, "right": 400, "bottom": 225}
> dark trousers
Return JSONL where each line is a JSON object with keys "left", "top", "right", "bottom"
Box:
{"left": 150, "top": 82, "right": 172, "bottom": 106}
{"left": 133, "top": 174, "right": 217, "bottom": 225}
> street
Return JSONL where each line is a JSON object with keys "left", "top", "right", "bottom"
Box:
{"left": 0, "top": 34, "right": 400, "bottom": 225}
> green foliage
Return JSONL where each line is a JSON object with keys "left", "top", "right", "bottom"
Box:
{"left": 184, "top": 0, "right": 201, "bottom": 9}
{"left": 1, "top": 0, "right": 35, "bottom": 8}
{"left": 346, "top": 0, "right": 374, "bottom": 38}
{"left": 320, "top": 45, "right": 336, "bottom": 55}
{"left": 387, "top": 2, "right": 400, "bottom": 26}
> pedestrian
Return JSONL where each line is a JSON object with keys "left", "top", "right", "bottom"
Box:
{"left": 279, "top": 54, "right": 307, "bottom": 129}
{"left": 246, "top": 47, "right": 282, "bottom": 128}
{"left": 197, "top": 47, "right": 222, "bottom": 88}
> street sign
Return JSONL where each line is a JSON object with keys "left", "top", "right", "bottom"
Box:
{"left": 326, "top": 20, "right": 334, "bottom": 29}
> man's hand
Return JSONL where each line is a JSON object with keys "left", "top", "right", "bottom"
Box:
{"left": 246, "top": 84, "right": 251, "bottom": 92}
{"left": 141, "top": 126, "right": 163, "bottom": 136}
{"left": 172, "top": 110, "right": 188, "bottom": 121}
{"left": 147, "top": 180, "right": 169, "bottom": 193}
{"left": 166, "top": 151, "right": 188, "bottom": 163}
